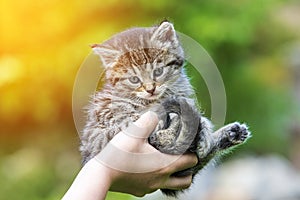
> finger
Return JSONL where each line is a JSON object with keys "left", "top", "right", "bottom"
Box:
{"left": 122, "top": 111, "right": 159, "bottom": 139}
{"left": 167, "top": 153, "right": 198, "bottom": 174}
{"left": 135, "top": 111, "right": 158, "bottom": 127}
{"left": 163, "top": 174, "right": 193, "bottom": 190}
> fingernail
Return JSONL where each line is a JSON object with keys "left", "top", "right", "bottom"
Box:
{"left": 135, "top": 111, "right": 158, "bottom": 127}
{"left": 145, "top": 111, "right": 158, "bottom": 121}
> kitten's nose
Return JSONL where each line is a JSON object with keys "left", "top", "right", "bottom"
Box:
{"left": 143, "top": 83, "right": 156, "bottom": 95}
{"left": 146, "top": 87, "right": 156, "bottom": 95}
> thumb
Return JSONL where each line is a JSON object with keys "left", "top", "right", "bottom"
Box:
{"left": 123, "top": 111, "right": 159, "bottom": 139}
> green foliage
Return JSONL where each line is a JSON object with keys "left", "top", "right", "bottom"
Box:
{"left": 106, "top": 192, "right": 132, "bottom": 200}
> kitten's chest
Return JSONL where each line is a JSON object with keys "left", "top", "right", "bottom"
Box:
{"left": 92, "top": 96, "right": 148, "bottom": 128}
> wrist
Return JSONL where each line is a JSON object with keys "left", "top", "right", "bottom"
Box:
{"left": 90, "top": 157, "right": 116, "bottom": 185}
{"left": 62, "top": 158, "right": 116, "bottom": 200}
{"left": 83, "top": 158, "right": 117, "bottom": 199}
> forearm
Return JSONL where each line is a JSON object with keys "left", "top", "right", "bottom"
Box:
{"left": 62, "top": 158, "right": 113, "bottom": 200}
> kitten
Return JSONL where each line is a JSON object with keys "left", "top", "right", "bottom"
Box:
{"left": 80, "top": 21, "right": 251, "bottom": 197}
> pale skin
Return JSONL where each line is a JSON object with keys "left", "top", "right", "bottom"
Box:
{"left": 62, "top": 111, "right": 198, "bottom": 200}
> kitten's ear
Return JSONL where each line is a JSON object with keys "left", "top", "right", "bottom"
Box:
{"left": 91, "top": 44, "right": 120, "bottom": 68}
{"left": 151, "top": 21, "right": 179, "bottom": 47}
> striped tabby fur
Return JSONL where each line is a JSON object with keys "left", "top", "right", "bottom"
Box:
{"left": 80, "top": 21, "right": 251, "bottom": 197}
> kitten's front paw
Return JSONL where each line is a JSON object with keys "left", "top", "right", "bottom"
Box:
{"left": 228, "top": 123, "right": 250, "bottom": 144}
{"left": 217, "top": 122, "right": 251, "bottom": 149}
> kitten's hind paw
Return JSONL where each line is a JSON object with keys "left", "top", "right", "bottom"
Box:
{"left": 216, "top": 122, "right": 251, "bottom": 149}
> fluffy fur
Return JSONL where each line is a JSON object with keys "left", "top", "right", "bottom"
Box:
{"left": 80, "top": 21, "right": 251, "bottom": 197}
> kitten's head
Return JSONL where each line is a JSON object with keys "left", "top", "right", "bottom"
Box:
{"left": 92, "top": 21, "right": 184, "bottom": 100}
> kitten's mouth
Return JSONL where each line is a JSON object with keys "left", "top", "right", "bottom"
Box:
{"left": 136, "top": 92, "right": 161, "bottom": 100}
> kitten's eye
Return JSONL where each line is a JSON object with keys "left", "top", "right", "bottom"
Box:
{"left": 153, "top": 67, "right": 164, "bottom": 77}
{"left": 129, "top": 76, "right": 140, "bottom": 84}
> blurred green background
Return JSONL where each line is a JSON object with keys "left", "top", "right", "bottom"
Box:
{"left": 1, "top": 0, "right": 300, "bottom": 199}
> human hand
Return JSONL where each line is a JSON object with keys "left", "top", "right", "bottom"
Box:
{"left": 95, "top": 111, "right": 198, "bottom": 197}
